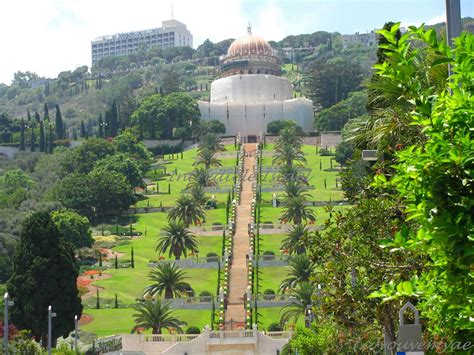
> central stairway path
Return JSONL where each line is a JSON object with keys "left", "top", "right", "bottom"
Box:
{"left": 225, "top": 143, "right": 256, "bottom": 329}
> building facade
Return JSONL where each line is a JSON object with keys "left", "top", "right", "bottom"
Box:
{"left": 91, "top": 20, "right": 192, "bottom": 65}
{"left": 340, "top": 31, "right": 377, "bottom": 48}
{"left": 198, "top": 26, "right": 314, "bottom": 138}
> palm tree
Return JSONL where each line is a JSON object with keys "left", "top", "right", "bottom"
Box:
{"left": 280, "top": 195, "right": 316, "bottom": 224}
{"left": 194, "top": 148, "right": 222, "bottom": 169}
{"left": 282, "top": 180, "right": 311, "bottom": 200}
{"left": 131, "top": 299, "right": 187, "bottom": 334}
{"left": 279, "top": 255, "right": 316, "bottom": 292}
{"left": 278, "top": 165, "right": 309, "bottom": 186}
{"left": 275, "top": 125, "right": 304, "bottom": 150}
{"left": 156, "top": 221, "right": 199, "bottom": 260}
{"left": 189, "top": 184, "right": 209, "bottom": 206}
{"left": 187, "top": 168, "right": 216, "bottom": 188}
{"left": 198, "top": 132, "right": 225, "bottom": 154}
{"left": 281, "top": 224, "right": 311, "bottom": 255}
{"left": 144, "top": 263, "right": 193, "bottom": 299}
{"left": 279, "top": 282, "right": 316, "bottom": 327}
{"left": 272, "top": 145, "right": 306, "bottom": 168}
{"left": 168, "top": 194, "right": 206, "bottom": 226}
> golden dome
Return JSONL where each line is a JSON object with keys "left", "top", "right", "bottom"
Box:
{"left": 227, "top": 26, "right": 274, "bottom": 58}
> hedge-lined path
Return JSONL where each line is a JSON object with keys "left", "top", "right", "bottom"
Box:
{"left": 225, "top": 144, "right": 256, "bottom": 329}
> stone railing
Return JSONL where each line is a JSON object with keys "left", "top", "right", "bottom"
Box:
{"left": 148, "top": 256, "right": 225, "bottom": 269}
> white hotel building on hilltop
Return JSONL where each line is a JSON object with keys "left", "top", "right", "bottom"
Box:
{"left": 91, "top": 20, "right": 192, "bottom": 65}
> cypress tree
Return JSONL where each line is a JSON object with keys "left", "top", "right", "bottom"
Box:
{"left": 43, "top": 103, "right": 49, "bottom": 121}
{"left": 72, "top": 129, "right": 78, "bottom": 140}
{"left": 99, "top": 253, "right": 102, "bottom": 267}
{"left": 159, "top": 87, "right": 164, "bottom": 96}
{"left": 131, "top": 247, "right": 135, "bottom": 269}
{"left": 34, "top": 111, "right": 41, "bottom": 123}
{"left": 39, "top": 121, "right": 45, "bottom": 152}
{"left": 98, "top": 114, "right": 104, "bottom": 138}
{"left": 110, "top": 99, "right": 118, "bottom": 137}
{"left": 115, "top": 254, "right": 118, "bottom": 269}
{"left": 96, "top": 289, "right": 100, "bottom": 309}
{"left": 55, "top": 105, "right": 64, "bottom": 140}
{"left": 104, "top": 111, "right": 110, "bottom": 137}
{"left": 20, "top": 118, "right": 25, "bottom": 151}
{"left": 80, "top": 121, "right": 86, "bottom": 138}
{"left": 6, "top": 212, "right": 82, "bottom": 348}
{"left": 114, "top": 293, "right": 118, "bottom": 309}
{"left": 48, "top": 125, "right": 54, "bottom": 153}
{"left": 27, "top": 109, "right": 32, "bottom": 122}
{"left": 30, "top": 127, "right": 36, "bottom": 152}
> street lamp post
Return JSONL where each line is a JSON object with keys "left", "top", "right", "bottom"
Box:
{"left": 74, "top": 315, "right": 78, "bottom": 353}
{"left": 304, "top": 304, "right": 313, "bottom": 328}
{"left": 47, "top": 305, "right": 57, "bottom": 355}
{"left": 3, "top": 293, "right": 14, "bottom": 354}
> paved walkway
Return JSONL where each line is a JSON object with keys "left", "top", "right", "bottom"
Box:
{"left": 225, "top": 144, "right": 256, "bottom": 329}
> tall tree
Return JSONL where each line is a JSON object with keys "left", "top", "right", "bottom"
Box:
{"left": 156, "top": 221, "right": 199, "bottom": 260}
{"left": 55, "top": 105, "right": 64, "bottom": 140}
{"left": 39, "top": 121, "right": 45, "bottom": 152}
{"left": 19, "top": 118, "right": 25, "bottom": 151}
{"left": 34, "top": 111, "right": 41, "bottom": 123}
{"left": 7, "top": 212, "right": 82, "bottom": 348}
{"left": 80, "top": 120, "right": 86, "bottom": 138}
{"left": 30, "top": 127, "right": 36, "bottom": 152}
{"left": 109, "top": 99, "right": 119, "bottom": 137}
{"left": 51, "top": 209, "right": 94, "bottom": 249}
{"left": 98, "top": 114, "right": 104, "bottom": 138}
{"left": 131, "top": 300, "right": 186, "bottom": 334}
{"left": 48, "top": 125, "right": 53, "bottom": 153}
{"left": 144, "top": 263, "right": 193, "bottom": 299}
{"left": 27, "top": 109, "right": 31, "bottom": 122}
{"left": 167, "top": 194, "right": 206, "bottom": 226}
{"left": 43, "top": 103, "right": 49, "bottom": 121}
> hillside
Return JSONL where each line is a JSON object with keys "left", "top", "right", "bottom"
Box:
{"left": 0, "top": 18, "right": 472, "bottom": 139}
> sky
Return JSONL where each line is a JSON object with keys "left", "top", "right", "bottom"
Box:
{"left": 0, "top": 0, "right": 472, "bottom": 85}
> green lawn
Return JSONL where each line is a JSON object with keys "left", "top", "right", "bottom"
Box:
{"left": 257, "top": 267, "right": 287, "bottom": 294}
{"left": 258, "top": 205, "right": 350, "bottom": 225}
{"left": 138, "top": 146, "right": 237, "bottom": 207}
{"left": 256, "top": 307, "right": 304, "bottom": 331}
{"left": 83, "top": 144, "right": 235, "bottom": 335}
{"left": 81, "top": 308, "right": 213, "bottom": 337}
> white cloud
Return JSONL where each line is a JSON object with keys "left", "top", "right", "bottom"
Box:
{"left": 401, "top": 13, "right": 446, "bottom": 29}
{"left": 0, "top": 0, "right": 246, "bottom": 84}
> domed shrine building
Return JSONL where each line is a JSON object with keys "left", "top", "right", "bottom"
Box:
{"left": 198, "top": 26, "right": 314, "bottom": 139}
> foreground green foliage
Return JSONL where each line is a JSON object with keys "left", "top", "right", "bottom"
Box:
{"left": 7, "top": 212, "right": 82, "bottom": 347}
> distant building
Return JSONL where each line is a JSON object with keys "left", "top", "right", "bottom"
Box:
{"left": 340, "top": 31, "right": 377, "bottom": 48}
{"left": 198, "top": 25, "right": 314, "bottom": 139}
{"left": 91, "top": 20, "right": 193, "bottom": 65}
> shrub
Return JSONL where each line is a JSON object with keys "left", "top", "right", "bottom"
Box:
{"left": 268, "top": 322, "right": 283, "bottom": 331}
{"left": 262, "top": 250, "right": 275, "bottom": 260}
{"left": 186, "top": 326, "right": 201, "bottom": 334}
{"left": 199, "top": 290, "right": 212, "bottom": 302}
{"left": 206, "top": 252, "right": 219, "bottom": 262}
{"left": 263, "top": 289, "right": 276, "bottom": 300}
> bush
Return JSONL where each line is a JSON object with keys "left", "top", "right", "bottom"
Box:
{"left": 186, "top": 326, "right": 201, "bottom": 334}
{"left": 262, "top": 250, "right": 275, "bottom": 260}
{"left": 199, "top": 290, "right": 212, "bottom": 302}
{"left": 206, "top": 252, "right": 219, "bottom": 262}
{"left": 268, "top": 322, "right": 283, "bottom": 331}
{"left": 263, "top": 289, "right": 276, "bottom": 300}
